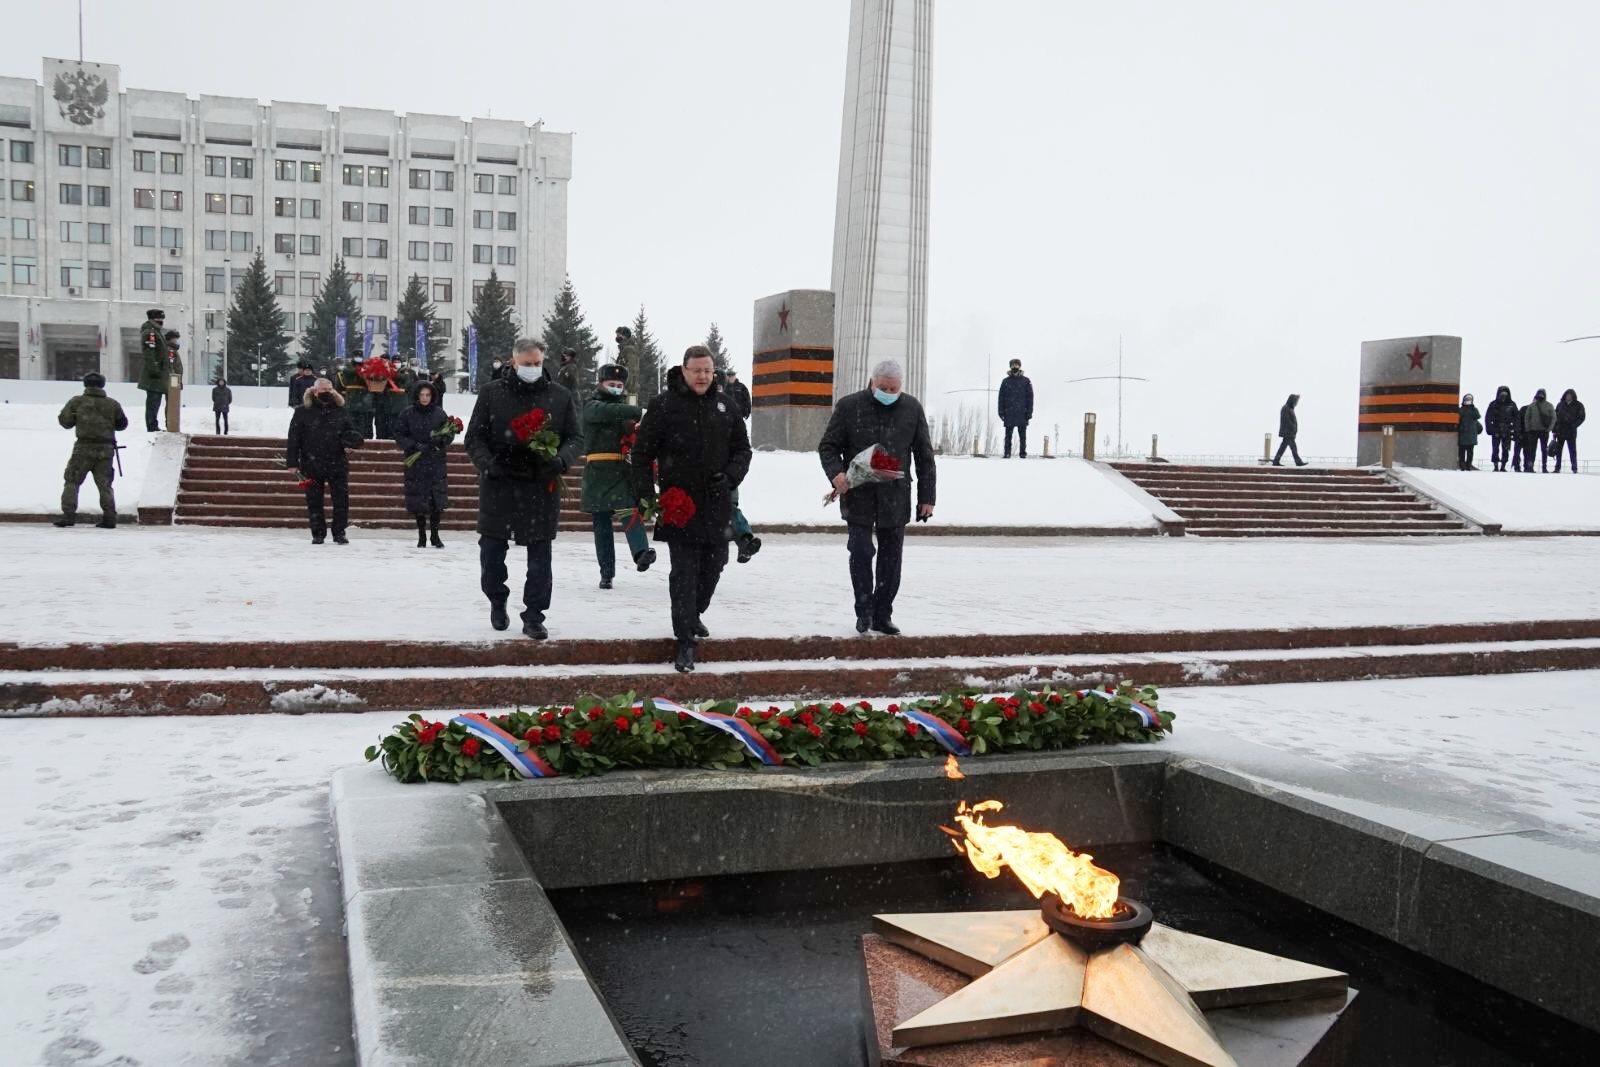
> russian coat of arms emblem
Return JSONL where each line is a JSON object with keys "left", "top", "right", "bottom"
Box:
{"left": 53, "top": 69, "right": 109, "bottom": 127}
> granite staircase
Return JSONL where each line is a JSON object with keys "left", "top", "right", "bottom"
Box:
{"left": 1109, "top": 463, "right": 1477, "bottom": 537}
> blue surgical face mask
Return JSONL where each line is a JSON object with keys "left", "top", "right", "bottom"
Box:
{"left": 602, "top": 384, "right": 624, "bottom": 396}
{"left": 873, "top": 388, "right": 900, "bottom": 406}
{"left": 514, "top": 364, "right": 542, "bottom": 383}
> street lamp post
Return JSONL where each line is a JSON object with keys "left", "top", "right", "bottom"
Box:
{"left": 1068, "top": 335, "right": 1150, "bottom": 459}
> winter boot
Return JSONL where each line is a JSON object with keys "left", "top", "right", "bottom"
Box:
{"left": 489, "top": 601, "right": 510, "bottom": 632}
{"left": 674, "top": 640, "right": 696, "bottom": 673}
{"left": 736, "top": 535, "right": 762, "bottom": 564}
{"left": 522, "top": 616, "right": 549, "bottom": 641}
{"left": 634, "top": 547, "right": 657, "bottom": 573}
{"left": 333, "top": 531, "right": 349, "bottom": 545}
{"left": 415, "top": 516, "right": 428, "bottom": 548}
{"left": 855, "top": 595, "right": 873, "bottom": 635}
{"left": 599, "top": 577, "right": 613, "bottom": 590}
{"left": 53, "top": 516, "right": 75, "bottom": 528}
{"left": 694, "top": 620, "right": 710, "bottom": 638}
{"left": 871, "top": 616, "right": 902, "bottom": 636}
{"left": 429, "top": 511, "right": 444, "bottom": 549}
{"left": 312, "top": 533, "right": 325, "bottom": 545}
{"left": 95, "top": 517, "right": 117, "bottom": 529}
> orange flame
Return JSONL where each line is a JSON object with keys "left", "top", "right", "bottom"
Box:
{"left": 944, "top": 754, "right": 965, "bottom": 780}
{"left": 950, "top": 800, "right": 1120, "bottom": 919}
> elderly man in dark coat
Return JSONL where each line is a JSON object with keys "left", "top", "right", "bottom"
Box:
{"left": 818, "top": 358, "right": 936, "bottom": 635}
{"left": 630, "top": 347, "right": 752, "bottom": 673}
{"left": 464, "top": 338, "right": 583, "bottom": 639}
{"left": 394, "top": 379, "right": 451, "bottom": 548}
{"left": 286, "top": 378, "right": 363, "bottom": 544}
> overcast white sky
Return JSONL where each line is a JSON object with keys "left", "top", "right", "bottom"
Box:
{"left": 7, "top": 0, "right": 1599, "bottom": 455}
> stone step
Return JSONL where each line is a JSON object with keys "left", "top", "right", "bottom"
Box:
{"left": 1174, "top": 507, "right": 1456, "bottom": 522}
{"left": 176, "top": 514, "right": 592, "bottom": 531}
{"left": 1111, "top": 463, "right": 1376, "bottom": 479}
{"left": 1167, "top": 498, "right": 1437, "bottom": 513}
{"left": 1184, "top": 515, "right": 1467, "bottom": 531}
{"left": 1187, "top": 526, "right": 1477, "bottom": 538}
{"left": 1123, "top": 477, "right": 1402, "bottom": 494}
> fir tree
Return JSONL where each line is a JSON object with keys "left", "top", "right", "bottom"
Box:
{"left": 224, "top": 251, "right": 292, "bottom": 385}
{"left": 463, "top": 268, "right": 520, "bottom": 389}
{"left": 703, "top": 322, "right": 733, "bottom": 377}
{"left": 394, "top": 273, "right": 451, "bottom": 371}
{"left": 630, "top": 305, "right": 665, "bottom": 404}
{"left": 301, "top": 256, "right": 363, "bottom": 368}
{"left": 540, "top": 276, "right": 602, "bottom": 390}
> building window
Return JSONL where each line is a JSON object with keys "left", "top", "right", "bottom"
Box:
{"left": 205, "top": 192, "right": 227, "bottom": 213}
{"left": 58, "top": 144, "right": 82, "bottom": 167}
{"left": 367, "top": 166, "right": 389, "bottom": 187}
{"left": 205, "top": 229, "right": 226, "bottom": 250}
{"left": 88, "top": 222, "right": 110, "bottom": 244}
{"left": 231, "top": 231, "right": 252, "bottom": 252}
{"left": 131, "top": 187, "right": 154, "bottom": 209}
{"left": 160, "top": 226, "right": 182, "bottom": 248}
{"left": 473, "top": 174, "right": 494, "bottom": 194}
{"left": 300, "top": 234, "right": 320, "bottom": 255}
{"left": 504, "top": 284, "right": 515, "bottom": 306}
{"left": 274, "top": 196, "right": 295, "bottom": 217}
{"left": 472, "top": 244, "right": 492, "bottom": 264}
{"left": 300, "top": 272, "right": 320, "bottom": 297}
{"left": 497, "top": 211, "right": 516, "bottom": 230}
{"left": 87, "top": 185, "right": 109, "bottom": 206}
{"left": 300, "top": 198, "right": 320, "bottom": 219}
{"left": 274, "top": 159, "right": 296, "bottom": 181}
{"left": 408, "top": 241, "right": 429, "bottom": 261}
{"left": 89, "top": 262, "right": 111, "bottom": 288}
{"left": 11, "top": 217, "right": 35, "bottom": 239}
{"left": 275, "top": 271, "right": 294, "bottom": 295}
{"left": 231, "top": 194, "right": 253, "bottom": 214}
{"left": 408, "top": 205, "right": 430, "bottom": 225}
{"left": 133, "top": 225, "right": 156, "bottom": 247}
{"left": 497, "top": 246, "right": 516, "bottom": 265}
{"left": 60, "top": 221, "right": 85, "bottom": 242}
{"left": 161, "top": 190, "right": 182, "bottom": 211}
{"left": 86, "top": 146, "right": 109, "bottom": 169}
{"left": 11, "top": 141, "right": 33, "bottom": 163}
{"left": 205, "top": 310, "right": 225, "bottom": 331}
{"left": 472, "top": 209, "right": 493, "bottom": 229}
{"left": 341, "top": 237, "right": 362, "bottom": 257}
{"left": 367, "top": 238, "right": 388, "bottom": 257}
{"left": 435, "top": 170, "right": 454, "bottom": 191}
{"left": 433, "top": 279, "right": 453, "bottom": 302}
{"left": 60, "top": 263, "right": 85, "bottom": 289}
{"left": 230, "top": 157, "right": 251, "bottom": 178}
{"left": 433, "top": 242, "right": 452, "bottom": 261}
{"left": 161, "top": 266, "right": 183, "bottom": 291}
{"left": 12, "top": 257, "right": 38, "bottom": 285}
{"left": 134, "top": 263, "right": 156, "bottom": 290}
{"left": 301, "top": 161, "right": 321, "bottom": 183}
{"left": 162, "top": 152, "right": 183, "bottom": 175}
{"left": 434, "top": 207, "right": 454, "bottom": 227}
{"left": 342, "top": 202, "right": 362, "bottom": 221}
{"left": 205, "top": 267, "right": 226, "bottom": 293}
{"left": 59, "top": 183, "right": 83, "bottom": 205}
{"left": 274, "top": 233, "right": 294, "bottom": 253}
{"left": 498, "top": 175, "right": 516, "bottom": 195}
{"left": 207, "top": 155, "right": 228, "bottom": 177}
{"left": 293, "top": 312, "right": 308, "bottom": 333}
{"left": 367, "top": 274, "right": 388, "bottom": 301}
{"left": 409, "top": 168, "right": 430, "bottom": 189}
{"left": 230, "top": 268, "right": 246, "bottom": 289}
{"left": 133, "top": 149, "right": 155, "bottom": 172}
{"left": 368, "top": 202, "right": 388, "bottom": 223}
{"left": 343, "top": 164, "right": 364, "bottom": 186}
{"left": 437, "top": 319, "right": 451, "bottom": 337}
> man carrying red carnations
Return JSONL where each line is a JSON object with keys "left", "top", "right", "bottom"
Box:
{"left": 463, "top": 338, "right": 582, "bottom": 639}
{"left": 629, "top": 346, "right": 752, "bottom": 673}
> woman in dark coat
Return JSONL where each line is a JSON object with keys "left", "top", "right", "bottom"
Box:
{"left": 1553, "top": 389, "right": 1586, "bottom": 473}
{"left": 211, "top": 377, "right": 232, "bottom": 435}
{"left": 1456, "top": 393, "right": 1481, "bottom": 471}
{"left": 393, "top": 380, "right": 450, "bottom": 548}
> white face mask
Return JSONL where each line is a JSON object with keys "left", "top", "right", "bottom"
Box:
{"left": 602, "top": 384, "right": 624, "bottom": 396}
{"left": 514, "top": 364, "right": 542, "bottom": 383}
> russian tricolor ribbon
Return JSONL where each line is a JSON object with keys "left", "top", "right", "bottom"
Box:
{"left": 452, "top": 712, "right": 559, "bottom": 778}
{"left": 643, "top": 697, "right": 784, "bottom": 766}
{"left": 1080, "top": 690, "right": 1160, "bottom": 729}
{"left": 894, "top": 707, "right": 972, "bottom": 756}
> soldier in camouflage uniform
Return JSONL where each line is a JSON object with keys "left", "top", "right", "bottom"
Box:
{"left": 138, "top": 308, "right": 166, "bottom": 431}
{"left": 55, "top": 372, "right": 129, "bottom": 529}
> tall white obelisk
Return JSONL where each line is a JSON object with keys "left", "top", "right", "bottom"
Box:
{"left": 830, "top": 0, "right": 933, "bottom": 401}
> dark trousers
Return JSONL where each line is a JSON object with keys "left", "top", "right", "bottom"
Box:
{"left": 480, "top": 536, "right": 553, "bottom": 624}
{"left": 847, "top": 523, "right": 905, "bottom": 622}
{"left": 304, "top": 473, "right": 349, "bottom": 537}
{"left": 1553, "top": 432, "right": 1578, "bottom": 471}
{"left": 214, "top": 411, "right": 229, "bottom": 435}
{"left": 591, "top": 511, "right": 650, "bottom": 580}
{"left": 1491, "top": 433, "right": 1514, "bottom": 469}
{"left": 1457, "top": 445, "right": 1475, "bottom": 470}
{"left": 667, "top": 539, "right": 728, "bottom": 640}
{"left": 1522, "top": 431, "right": 1549, "bottom": 472}
{"left": 1003, "top": 422, "right": 1027, "bottom": 458}
{"left": 144, "top": 390, "right": 162, "bottom": 432}
{"left": 349, "top": 402, "right": 374, "bottom": 439}
{"left": 1273, "top": 435, "right": 1303, "bottom": 464}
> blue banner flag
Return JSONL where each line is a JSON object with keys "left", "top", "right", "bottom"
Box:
{"left": 334, "top": 316, "right": 347, "bottom": 360}
{"left": 415, "top": 321, "right": 428, "bottom": 369}
{"left": 468, "top": 324, "right": 478, "bottom": 388}
{"left": 388, "top": 319, "right": 399, "bottom": 361}
{"left": 362, "top": 317, "right": 375, "bottom": 359}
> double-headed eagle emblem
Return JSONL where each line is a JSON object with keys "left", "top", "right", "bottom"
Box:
{"left": 53, "top": 69, "right": 109, "bottom": 127}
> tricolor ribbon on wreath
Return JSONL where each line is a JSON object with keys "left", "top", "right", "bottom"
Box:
{"left": 452, "top": 712, "right": 559, "bottom": 778}
{"left": 893, "top": 706, "right": 972, "bottom": 756}
{"left": 1079, "top": 689, "right": 1160, "bottom": 729}
{"left": 643, "top": 697, "right": 785, "bottom": 767}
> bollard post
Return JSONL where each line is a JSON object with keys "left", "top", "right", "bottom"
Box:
{"left": 1263, "top": 433, "right": 1272, "bottom": 463}
{"left": 165, "top": 379, "right": 182, "bottom": 433}
{"left": 1083, "top": 413, "right": 1097, "bottom": 461}
{"left": 1381, "top": 425, "right": 1395, "bottom": 468}
{"left": 971, "top": 434, "right": 980, "bottom": 458}
{"left": 1150, "top": 434, "right": 1159, "bottom": 460}
{"left": 1043, "top": 435, "right": 1052, "bottom": 458}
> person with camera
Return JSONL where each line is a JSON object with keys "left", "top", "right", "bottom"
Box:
{"left": 286, "top": 378, "right": 364, "bottom": 545}
{"left": 55, "top": 372, "right": 129, "bottom": 529}
{"left": 464, "top": 338, "right": 582, "bottom": 639}
{"left": 818, "top": 358, "right": 936, "bottom": 635}
{"left": 630, "top": 346, "right": 751, "bottom": 673}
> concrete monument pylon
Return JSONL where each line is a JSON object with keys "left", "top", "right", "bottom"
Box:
{"left": 831, "top": 0, "right": 933, "bottom": 402}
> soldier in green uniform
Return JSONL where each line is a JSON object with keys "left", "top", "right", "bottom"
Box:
{"left": 339, "top": 355, "right": 374, "bottom": 439}
{"left": 55, "top": 372, "right": 129, "bottom": 529}
{"left": 582, "top": 363, "right": 656, "bottom": 588}
{"left": 137, "top": 308, "right": 166, "bottom": 431}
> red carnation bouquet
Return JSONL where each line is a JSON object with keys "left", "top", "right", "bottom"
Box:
{"left": 825, "top": 444, "right": 905, "bottom": 505}
{"left": 405, "top": 415, "right": 465, "bottom": 468}
{"left": 296, "top": 477, "right": 315, "bottom": 490}
{"left": 658, "top": 486, "right": 697, "bottom": 528}
{"left": 619, "top": 419, "right": 639, "bottom": 460}
{"left": 510, "top": 407, "right": 560, "bottom": 461}
{"left": 358, "top": 357, "right": 395, "bottom": 383}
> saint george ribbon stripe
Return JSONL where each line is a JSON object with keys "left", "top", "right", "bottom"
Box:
{"left": 452, "top": 712, "right": 559, "bottom": 779}
{"left": 894, "top": 707, "right": 972, "bottom": 756}
{"left": 641, "top": 698, "right": 785, "bottom": 766}
{"left": 1078, "top": 690, "right": 1159, "bottom": 729}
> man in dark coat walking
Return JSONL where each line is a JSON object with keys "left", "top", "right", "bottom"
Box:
{"left": 818, "top": 358, "right": 937, "bottom": 635}
{"left": 1273, "top": 394, "right": 1305, "bottom": 466}
{"left": 286, "top": 378, "right": 363, "bottom": 544}
{"left": 394, "top": 380, "right": 451, "bottom": 548}
{"left": 997, "top": 358, "right": 1033, "bottom": 458}
{"left": 630, "top": 346, "right": 752, "bottom": 673}
{"left": 1485, "top": 386, "right": 1518, "bottom": 471}
{"left": 464, "top": 338, "right": 583, "bottom": 639}
{"left": 55, "top": 372, "right": 128, "bottom": 529}
{"left": 137, "top": 308, "right": 165, "bottom": 431}
{"left": 1553, "top": 389, "right": 1585, "bottom": 473}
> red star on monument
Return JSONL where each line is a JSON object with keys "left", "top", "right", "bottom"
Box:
{"left": 778, "top": 303, "right": 790, "bottom": 331}
{"left": 1407, "top": 344, "right": 1427, "bottom": 370}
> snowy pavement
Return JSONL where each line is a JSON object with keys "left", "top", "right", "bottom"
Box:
{"left": 3, "top": 671, "right": 1598, "bottom": 1065}
{"left": 1403, "top": 466, "right": 1600, "bottom": 532}
{"left": 3, "top": 525, "right": 1600, "bottom": 647}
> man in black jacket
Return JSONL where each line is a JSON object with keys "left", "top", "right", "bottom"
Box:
{"left": 1485, "top": 386, "right": 1518, "bottom": 471}
{"left": 285, "top": 379, "right": 363, "bottom": 544}
{"left": 288, "top": 360, "right": 317, "bottom": 408}
{"left": 997, "top": 358, "right": 1033, "bottom": 458}
{"left": 818, "top": 359, "right": 936, "bottom": 635}
{"left": 631, "top": 346, "right": 752, "bottom": 672}
{"left": 723, "top": 368, "right": 752, "bottom": 419}
{"left": 464, "top": 338, "right": 583, "bottom": 639}
{"left": 1272, "top": 394, "right": 1305, "bottom": 466}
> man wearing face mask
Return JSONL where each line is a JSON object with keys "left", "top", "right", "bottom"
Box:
{"left": 581, "top": 364, "right": 655, "bottom": 588}
{"left": 286, "top": 378, "right": 364, "bottom": 544}
{"left": 818, "top": 359, "right": 936, "bottom": 635}
{"left": 464, "top": 338, "right": 583, "bottom": 638}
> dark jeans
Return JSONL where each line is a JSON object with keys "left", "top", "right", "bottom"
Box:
{"left": 1003, "top": 422, "right": 1027, "bottom": 458}
{"left": 1522, "top": 431, "right": 1549, "bottom": 472}
{"left": 667, "top": 539, "right": 728, "bottom": 641}
{"left": 304, "top": 473, "right": 349, "bottom": 537}
{"left": 1457, "top": 445, "right": 1475, "bottom": 470}
{"left": 591, "top": 510, "right": 651, "bottom": 580}
{"left": 144, "top": 390, "right": 162, "bottom": 432}
{"left": 480, "top": 536, "right": 553, "bottom": 624}
{"left": 1273, "top": 434, "right": 1303, "bottom": 464}
{"left": 1553, "top": 432, "right": 1578, "bottom": 471}
{"left": 214, "top": 411, "right": 229, "bottom": 435}
{"left": 847, "top": 523, "right": 906, "bottom": 622}
{"left": 1491, "top": 433, "right": 1515, "bottom": 469}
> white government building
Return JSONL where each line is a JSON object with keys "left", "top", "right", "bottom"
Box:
{"left": 0, "top": 57, "right": 571, "bottom": 384}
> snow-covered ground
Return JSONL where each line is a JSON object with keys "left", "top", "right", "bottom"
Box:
{"left": 3, "top": 526, "right": 1599, "bottom": 646}
{"left": 1403, "top": 466, "right": 1600, "bottom": 532}
{"left": 2, "top": 670, "right": 1597, "bottom": 1065}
